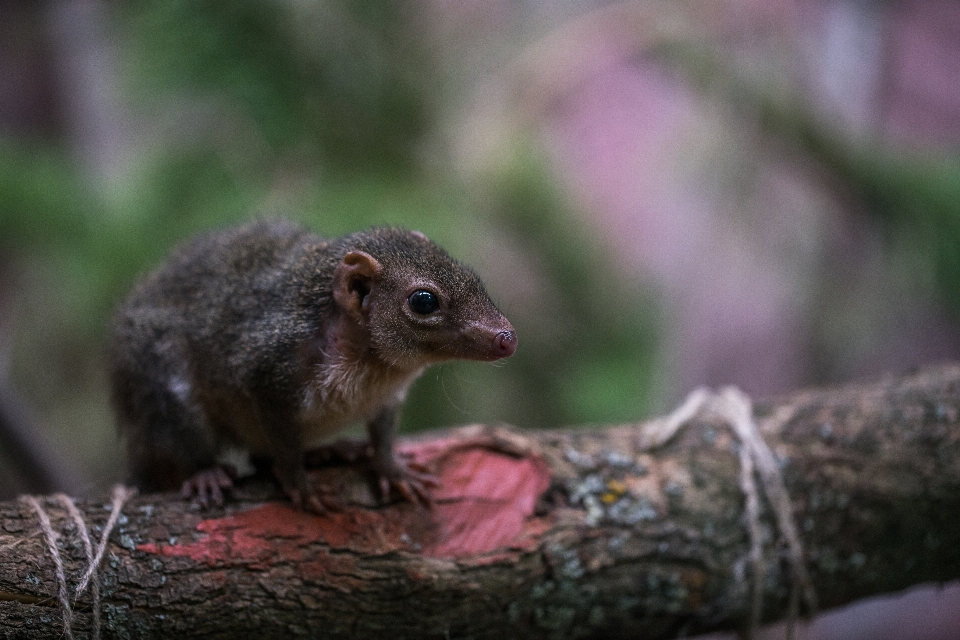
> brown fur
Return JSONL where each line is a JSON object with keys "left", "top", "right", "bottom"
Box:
{"left": 109, "top": 220, "right": 516, "bottom": 510}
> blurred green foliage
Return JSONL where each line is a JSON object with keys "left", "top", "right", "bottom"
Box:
{"left": 830, "top": 154, "right": 960, "bottom": 313}
{"left": 3, "top": 1, "right": 959, "bottom": 495}
{"left": 0, "top": 0, "right": 658, "bottom": 488}
{"left": 775, "top": 100, "right": 960, "bottom": 321}
{"left": 123, "top": 0, "right": 430, "bottom": 171}
{"left": 659, "top": 38, "right": 960, "bottom": 320}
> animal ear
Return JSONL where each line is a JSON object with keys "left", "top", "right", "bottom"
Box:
{"left": 333, "top": 251, "right": 383, "bottom": 316}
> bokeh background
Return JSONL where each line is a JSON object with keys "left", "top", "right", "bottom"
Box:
{"left": 2, "top": 1, "right": 960, "bottom": 637}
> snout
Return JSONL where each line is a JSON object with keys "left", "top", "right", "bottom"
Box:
{"left": 434, "top": 318, "right": 518, "bottom": 363}
{"left": 490, "top": 330, "right": 518, "bottom": 359}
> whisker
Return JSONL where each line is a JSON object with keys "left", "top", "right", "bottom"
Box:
{"left": 437, "top": 364, "right": 468, "bottom": 415}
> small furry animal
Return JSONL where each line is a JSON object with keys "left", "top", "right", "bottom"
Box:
{"left": 109, "top": 220, "right": 517, "bottom": 512}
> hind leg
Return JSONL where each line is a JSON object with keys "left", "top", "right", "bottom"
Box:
{"left": 110, "top": 327, "right": 224, "bottom": 502}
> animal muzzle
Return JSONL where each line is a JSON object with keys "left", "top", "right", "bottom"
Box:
{"left": 490, "top": 330, "right": 518, "bottom": 359}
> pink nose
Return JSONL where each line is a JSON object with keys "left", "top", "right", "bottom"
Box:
{"left": 491, "top": 331, "right": 518, "bottom": 359}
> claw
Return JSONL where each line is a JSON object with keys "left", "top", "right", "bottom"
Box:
{"left": 405, "top": 460, "right": 434, "bottom": 475}
{"left": 181, "top": 466, "right": 235, "bottom": 508}
{"left": 373, "top": 458, "right": 439, "bottom": 507}
{"left": 285, "top": 484, "right": 341, "bottom": 515}
{"left": 378, "top": 477, "right": 392, "bottom": 503}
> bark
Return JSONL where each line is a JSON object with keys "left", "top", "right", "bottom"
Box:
{"left": 2, "top": 364, "right": 960, "bottom": 639}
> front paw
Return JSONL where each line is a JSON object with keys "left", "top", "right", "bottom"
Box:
{"left": 180, "top": 465, "right": 236, "bottom": 508}
{"left": 276, "top": 466, "right": 341, "bottom": 515}
{"left": 285, "top": 486, "right": 335, "bottom": 515}
{"left": 372, "top": 457, "right": 439, "bottom": 506}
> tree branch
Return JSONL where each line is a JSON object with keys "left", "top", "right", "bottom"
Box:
{"left": 2, "top": 365, "right": 960, "bottom": 639}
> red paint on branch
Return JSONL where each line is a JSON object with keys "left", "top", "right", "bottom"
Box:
{"left": 425, "top": 446, "right": 551, "bottom": 558}
{"left": 138, "top": 442, "right": 552, "bottom": 567}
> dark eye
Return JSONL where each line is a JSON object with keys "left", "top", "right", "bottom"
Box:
{"left": 408, "top": 290, "right": 439, "bottom": 315}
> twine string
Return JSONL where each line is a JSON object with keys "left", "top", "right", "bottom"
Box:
{"left": 23, "top": 485, "right": 134, "bottom": 640}
{"left": 640, "top": 386, "right": 816, "bottom": 640}
{"left": 57, "top": 493, "right": 100, "bottom": 638}
{"left": 77, "top": 485, "right": 135, "bottom": 595}
{"left": 24, "top": 495, "right": 74, "bottom": 640}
